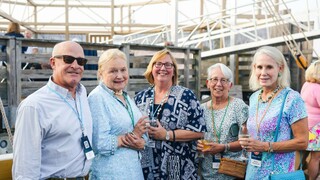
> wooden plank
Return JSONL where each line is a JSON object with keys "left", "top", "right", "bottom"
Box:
{"left": 2, "top": 39, "right": 202, "bottom": 121}
{"left": 0, "top": 53, "right": 6, "bottom": 62}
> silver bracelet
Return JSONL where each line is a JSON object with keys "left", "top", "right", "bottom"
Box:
{"left": 224, "top": 143, "right": 230, "bottom": 153}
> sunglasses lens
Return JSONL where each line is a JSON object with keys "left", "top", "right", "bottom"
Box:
{"left": 61, "top": 55, "right": 87, "bottom": 66}
{"left": 77, "top": 58, "right": 87, "bottom": 66}
{"left": 63, "top": 56, "right": 76, "bottom": 64}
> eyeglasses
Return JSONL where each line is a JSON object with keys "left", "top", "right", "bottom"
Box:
{"left": 53, "top": 55, "right": 88, "bottom": 66}
{"left": 208, "top": 78, "right": 229, "bottom": 85}
{"left": 154, "top": 62, "right": 174, "bottom": 69}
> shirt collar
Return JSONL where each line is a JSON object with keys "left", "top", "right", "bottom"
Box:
{"left": 47, "top": 76, "right": 83, "bottom": 98}
{"left": 99, "top": 81, "right": 127, "bottom": 96}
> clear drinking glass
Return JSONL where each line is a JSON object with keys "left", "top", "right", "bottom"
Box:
{"left": 198, "top": 132, "right": 212, "bottom": 158}
{"left": 144, "top": 116, "right": 157, "bottom": 148}
{"left": 239, "top": 124, "right": 250, "bottom": 160}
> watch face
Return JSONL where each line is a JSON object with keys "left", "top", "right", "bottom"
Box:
{"left": 166, "top": 131, "right": 170, "bottom": 140}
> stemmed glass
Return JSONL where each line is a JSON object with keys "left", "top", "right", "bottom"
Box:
{"left": 239, "top": 124, "right": 250, "bottom": 160}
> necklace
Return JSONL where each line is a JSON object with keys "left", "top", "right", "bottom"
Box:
{"left": 114, "top": 90, "right": 123, "bottom": 96}
{"left": 148, "top": 86, "right": 172, "bottom": 119}
{"left": 255, "top": 88, "right": 282, "bottom": 139}
{"left": 211, "top": 97, "right": 229, "bottom": 143}
{"left": 258, "top": 86, "right": 280, "bottom": 103}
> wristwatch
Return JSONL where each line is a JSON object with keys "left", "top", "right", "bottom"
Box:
{"left": 165, "top": 131, "right": 170, "bottom": 141}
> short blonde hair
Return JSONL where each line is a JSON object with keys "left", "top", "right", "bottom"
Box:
{"left": 144, "top": 49, "right": 178, "bottom": 85}
{"left": 249, "top": 46, "right": 290, "bottom": 90}
{"left": 97, "top": 49, "right": 127, "bottom": 80}
{"left": 305, "top": 60, "right": 320, "bottom": 83}
{"left": 7, "top": 22, "right": 21, "bottom": 33}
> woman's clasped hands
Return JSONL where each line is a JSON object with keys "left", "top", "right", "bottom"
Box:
{"left": 147, "top": 120, "right": 168, "bottom": 141}
{"left": 121, "top": 116, "right": 149, "bottom": 150}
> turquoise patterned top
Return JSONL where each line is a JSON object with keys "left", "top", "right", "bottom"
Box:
{"left": 200, "top": 97, "right": 248, "bottom": 180}
{"left": 88, "top": 82, "right": 144, "bottom": 180}
{"left": 245, "top": 87, "right": 307, "bottom": 180}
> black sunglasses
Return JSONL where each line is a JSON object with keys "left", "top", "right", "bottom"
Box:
{"left": 53, "top": 55, "right": 88, "bottom": 66}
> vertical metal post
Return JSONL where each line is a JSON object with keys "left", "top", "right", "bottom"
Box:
{"left": 171, "top": 0, "right": 178, "bottom": 46}
{"left": 6, "top": 38, "right": 18, "bottom": 126}
{"left": 121, "top": 44, "right": 131, "bottom": 93}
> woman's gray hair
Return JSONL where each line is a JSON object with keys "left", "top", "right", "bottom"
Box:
{"left": 249, "top": 46, "right": 290, "bottom": 90}
{"left": 207, "top": 63, "right": 233, "bottom": 82}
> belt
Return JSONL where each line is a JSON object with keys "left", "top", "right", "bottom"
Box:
{"left": 47, "top": 177, "right": 85, "bottom": 180}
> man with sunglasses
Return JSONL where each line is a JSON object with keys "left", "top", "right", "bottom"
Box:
{"left": 13, "top": 41, "right": 94, "bottom": 180}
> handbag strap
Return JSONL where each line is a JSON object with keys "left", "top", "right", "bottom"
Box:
{"left": 271, "top": 90, "right": 303, "bottom": 173}
{"left": 273, "top": 90, "right": 289, "bottom": 142}
{"left": 271, "top": 89, "right": 288, "bottom": 172}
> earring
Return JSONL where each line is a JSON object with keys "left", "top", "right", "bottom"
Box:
{"left": 278, "top": 73, "right": 281, "bottom": 77}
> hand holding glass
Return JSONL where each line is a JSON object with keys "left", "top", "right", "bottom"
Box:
{"left": 239, "top": 124, "right": 250, "bottom": 160}
{"left": 145, "top": 117, "right": 157, "bottom": 148}
{"left": 198, "top": 133, "right": 212, "bottom": 158}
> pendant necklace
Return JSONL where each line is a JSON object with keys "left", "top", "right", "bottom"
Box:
{"left": 148, "top": 86, "right": 172, "bottom": 119}
{"left": 255, "top": 88, "right": 282, "bottom": 139}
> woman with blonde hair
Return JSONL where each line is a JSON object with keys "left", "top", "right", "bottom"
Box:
{"left": 239, "top": 46, "right": 308, "bottom": 179}
{"left": 301, "top": 60, "right": 320, "bottom": 180}
{"left": 88, "top": 49, "right": 147, "bottom": 179}
{"left": 134, "top": 49, "right": 206, "bottom": 179}
{"left": 1, "top": 22, "right": 27, "bottom": 53}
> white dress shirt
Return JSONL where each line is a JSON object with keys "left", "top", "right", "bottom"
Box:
{"left": 13, "top": 77, "right": 93, "bottom": 180}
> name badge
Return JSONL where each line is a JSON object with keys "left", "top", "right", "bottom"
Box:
{"left": 212, "top": 153, "right": 221, "bottom": 169}
{"left": 81, "top": 135, "right": 95, "bottom": 160}
{"left": 250, "top": 152, "right": 262, "bottom": 167}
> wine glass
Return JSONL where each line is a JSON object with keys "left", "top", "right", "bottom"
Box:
{"left": 239, "top": 124, "right": 250, "bottom": 160}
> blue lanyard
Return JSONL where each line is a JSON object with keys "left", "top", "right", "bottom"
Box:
{"left": 47, "top": 86, "right": 85, "bottom": 135}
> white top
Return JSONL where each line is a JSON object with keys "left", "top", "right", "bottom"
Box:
{"left": 13, "top": 77, "right": 93, "bottom": 180}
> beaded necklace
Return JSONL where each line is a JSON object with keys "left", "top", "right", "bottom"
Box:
{"left": 258, "top": 86, "right": 280, "bottom": 103}
{"left": 114, "top": 90, "right": 123, "bottom": 96}
{"left": 148, "top": 86, "right": 172, "bottom": 119}
{"left": 255, "top": 88, "right": 282, "bottom": 139}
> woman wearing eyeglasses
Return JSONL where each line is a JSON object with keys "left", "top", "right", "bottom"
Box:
{"left": 134, "top": 49, "right": 206, "bottom": 180}
{"left": 87, "top": 49, "right": 148, "bottom": 180}
{"left": 196, "top": 63, "right": 248, "bottom": 179}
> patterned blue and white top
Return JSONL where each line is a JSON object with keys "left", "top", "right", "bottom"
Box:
{"left": 134, "top": 85, "right": 206, "bottom": 180}
{"left": 88, "top": 82, "right": 144, "bottom": 180}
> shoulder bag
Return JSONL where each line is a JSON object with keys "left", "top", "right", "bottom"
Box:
{"left": 218, "top": 157, "right": 247, "bottom": 179}
{"left": 269, "top": 90, "right": 305, "bottom": 180}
